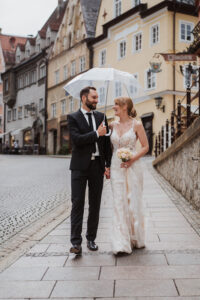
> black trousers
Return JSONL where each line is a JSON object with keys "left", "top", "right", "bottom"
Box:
{"left": 70, "top": 158, "right": 104, "bottom": 245}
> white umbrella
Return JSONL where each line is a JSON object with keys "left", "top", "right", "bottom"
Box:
{"left": 63, "top": 67, "right": 143, "bottom": 117}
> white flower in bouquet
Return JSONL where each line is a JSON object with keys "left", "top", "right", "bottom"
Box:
{"left": 117, "top": 147, "right": 133, "bottom": 162}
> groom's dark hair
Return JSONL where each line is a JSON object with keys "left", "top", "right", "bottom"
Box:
{"left": 80, "top": 86, "right": 96, "bottom": 101}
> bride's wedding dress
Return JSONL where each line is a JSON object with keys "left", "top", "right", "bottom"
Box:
{"left": 110, "top": 120, "right": 145, "bottom": 254}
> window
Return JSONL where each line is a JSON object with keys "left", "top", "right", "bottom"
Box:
{"left": 118, "top": 40, "right": 126, "bottom": 59}
{"left": 133, "top": 32, "right": 142, "bottom": 52}
{"left": 51, "top": 103, "right": 56, "bottom": 118}
{"left": 69, "top": 96, "right": 74, "bottom": 112}
{"left": 26, "top": 49, "right": 30, "bottom": 57}
{"left": 63, "top": 65, "right": 68, "bottom": 80}
{"left": 16, "top": 55, "right": 20, "bottom": 63}
{"left": 184, "top": 65, "right": 198, "bottom": 88}
{"left": 114, "top": 0, "right": 122, "bottom": 17}
{"left": 37, "top": 44, "right": 41, "bottom": 52}
{"left": 30, "top": 70, "right": 36, "bottom": 84}
{"left": 5, "top": 78, "right": 9, "bottom": 92}
{"left": 133, "top": 0, "right": 140, "bottom": 7}
{"left": 24, "top": 105, "right": 28, "bottom": 118}
{"left": 61, "top": 99, "right": 66, "bottom": 115}
{"left": 180, "top": 21, "right": 194, "bottom": 42}
{"left": 146, "top": 70, "right": 156, "bottom": 90}
{"left": 98, "top": 87, "right": 106, "bottom": 105}
{"left": 151, "top": 24, "right": 159, "bottom": 45}
{"left": 18, "top": 106, "right": 22, "bottom": 119}
{"left": 47, "top": 37, "right": 51, "bottom": 46}
{"left": 63, "top": 37, "right": 67, "bottom": 49}
{"left": 54, "top": 70, "right": 60, "bottom": 85}
{"left": 25, "top": 73, "right": 29, "bottom": 86}
{"left": 39, "top": 98, "right": 43, "bottom": 110}
{"left": 13, "top": 108, "right": 17, "bottom": 121}
{"left": 39, "top": 64, "right": 46, "bottom": 79}
{"left": 99, "top": 49, "right": 106, "bottom": 66}
{"left": 71, "top": 60, "right": 76, "bottom": 76}
{"left": 79, "top": 56, "right": 86, "bottom": 72}
{"left": 115, "top": 81, "right": 122, "bottom": 97}
{"left": 17, "top": 76, "right": 23, "bottom": 89}
{"left": 130, "top": 73, "right": 139, "bottom": 96}
{"left": 7, "top": 110, "right": 11, "bottom": 122}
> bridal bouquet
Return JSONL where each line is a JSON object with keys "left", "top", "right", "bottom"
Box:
{"left": 117, "top": 147, "right": 133, "bottom": 162}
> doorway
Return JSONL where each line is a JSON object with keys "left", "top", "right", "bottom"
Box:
{"left": 140, "top": 112, "right": 154, "bottom": 155}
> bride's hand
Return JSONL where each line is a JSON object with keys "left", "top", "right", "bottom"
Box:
{"left": 121, "top": 157, "right": 136, "bottom": 168}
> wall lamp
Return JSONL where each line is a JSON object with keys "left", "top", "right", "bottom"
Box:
{"left": 154, "top": 96, "right": 165, "bottom": 112}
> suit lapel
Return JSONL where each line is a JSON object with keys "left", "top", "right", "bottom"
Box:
{"left": 77, "top": 109, "right": 90, "bottom": 131}
{"left": 93, "top": 111, "right": 102, "bottom": 129}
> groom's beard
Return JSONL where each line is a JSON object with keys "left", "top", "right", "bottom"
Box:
{"left": 86, "top": 97, "right": 97, "bottom": 110}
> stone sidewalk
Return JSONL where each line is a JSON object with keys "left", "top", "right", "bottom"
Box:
{"left": 0, "top": 157, "right": 200, "bottom": 299}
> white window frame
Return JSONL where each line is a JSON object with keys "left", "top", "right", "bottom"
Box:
{"left": 114, "top": 0, "right": 122, "bottom": 17}
{"left": 63, "top": 65, "right": 68, "bottom": 80}
{"left": 51, "top": 103, "right": 56, "bottom": 118}
{"left": 129, "top": 73, "right": 139, "bottom": 97}
{"left": 7, "top": 110, "right": 12, "bottom": 122}
{"left": 115, "top": 81, "right": 122, "bottom": 97}
{"left": 18, "top": 106, "right": 23, "bottom": 119}
{"left": 145, "top": 69, "right": 156, "bottom": 90}
{"left": 13, "top": 108, "right": 17, "bottom": 121}
{"left": 183, "top": 64, "right": 198, "bottom": 89}
{"left": 69, "top": 96, "right": 74, "bottom": 112}
{"left": 99, "top": 49, "right": 106, "bottom": 67}
{"left": 179, "top": 20, "right": 194, "bottom": 43}
{"left": 150, "top": 23, "right": 160, "bottom": 46}
{"left": 39, "top": 64, "right": 46, "bottom": 79}
{"left": 118, "top": 40, "right": 126, "bottom": 60}
{"left": 24, "top": 105, "right": 29, "bottom": 118}
{"left": 98, "top": 87, "right": 106, "bottom": 105}
{"left": 25, "top": 73, "right": 29, "bottom": 86}
{"left": 61, "top": 99, "right": 66, "bottom": 115}
{"left": 133, "top": 32, "right": 142, "bottom": 53}
{"left": 79, "top": 56, "right": 86, "bottom": 73}
{"left": 54, "top": 70, "right": 60, "bottom": 85}
{"left": 71, "top": 60, "right": 76, "bottom": 77}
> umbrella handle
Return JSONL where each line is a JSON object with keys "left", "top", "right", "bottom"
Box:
{"left": 105, "top": 129, "right": 112, "bottom": 137}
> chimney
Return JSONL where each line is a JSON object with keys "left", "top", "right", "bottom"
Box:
{"left": 57, "top": 0, "right": 64, "bottom": 18}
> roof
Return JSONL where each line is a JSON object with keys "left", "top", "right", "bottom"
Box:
{"left": 80, "top": 0, "right": 102, "bottom": 38}
{"left": 0, "top": 34, "right": 27, "bottom": 65}
{"left": 39, "top": 0, "right": 67, "bottom": 36}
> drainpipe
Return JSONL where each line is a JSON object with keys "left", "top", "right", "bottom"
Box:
{"left": 173, "top": 0, "right": 176, "bottom": 111}
{"left": 45, "top": 58, "right": 48, "bottom": 154}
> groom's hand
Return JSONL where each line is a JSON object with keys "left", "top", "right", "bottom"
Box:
{"left": 104, "top": 167, "right": 110, "bottom": 179}
{"left": 97, "top": 123, "right": 107, "bottom": 136}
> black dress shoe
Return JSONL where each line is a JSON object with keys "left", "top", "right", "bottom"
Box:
{"left": 87, "top": 240, "right": 98, "bottom": 251}
{"left": 70, "top": 244, "right": 82, "bottom": 255}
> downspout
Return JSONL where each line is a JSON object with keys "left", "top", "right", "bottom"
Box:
{"left": 173, "top": 0, "right": 176, "bottom": 111}
{"left": 45, "top": 58, "right": 48, "bottom": 154}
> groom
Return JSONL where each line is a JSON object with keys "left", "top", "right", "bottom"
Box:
{"left": 67, "top": 86, "right": 112, "bottom": 255}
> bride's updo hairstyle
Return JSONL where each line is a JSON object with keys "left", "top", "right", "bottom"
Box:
{"left": 114, "top": 97, "right": 137, "bottom": 118}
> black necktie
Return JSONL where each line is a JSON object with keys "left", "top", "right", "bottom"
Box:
{"left": 86, "top": 112, "right": 96, "bottom": 153}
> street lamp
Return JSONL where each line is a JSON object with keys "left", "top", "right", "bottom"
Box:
{"left": 154, "top": 96, "right": 165, "bottom": 112}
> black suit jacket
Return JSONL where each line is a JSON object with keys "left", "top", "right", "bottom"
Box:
{"left": 68, "top": 109, "right": 112, "bottom": 171}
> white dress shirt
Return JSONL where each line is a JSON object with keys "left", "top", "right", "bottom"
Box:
{"left": 81, "top": 107, "right": 100, "bottom": 156}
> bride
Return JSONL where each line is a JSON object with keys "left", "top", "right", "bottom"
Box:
{"left": 107, "top": 97, "right": 149, "bottom": 255}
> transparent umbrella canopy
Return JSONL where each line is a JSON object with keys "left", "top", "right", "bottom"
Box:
{"left": 63, "top": 67, "right": 143, "bottom": 118}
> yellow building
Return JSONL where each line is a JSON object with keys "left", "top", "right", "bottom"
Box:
{"left": 47, "top": 0, "right": 101, "bottom": 154}
{"left": 91, "top": 0, "right": 198, "bottom": 155}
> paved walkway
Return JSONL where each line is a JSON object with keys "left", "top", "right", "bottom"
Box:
{"left": 0, "top": 157, "right": 200, "bottom": 299}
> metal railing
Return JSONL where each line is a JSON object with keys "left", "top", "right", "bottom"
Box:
{"left": 154, "top": 70, "right": 200, "bottom": 158}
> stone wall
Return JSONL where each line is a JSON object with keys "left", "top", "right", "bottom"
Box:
{"left": 153, "top": 117, "right": 200, "bottom": 210}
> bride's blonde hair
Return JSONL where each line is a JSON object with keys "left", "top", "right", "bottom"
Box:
{"left": 114, "top": 97, "right": 137, "bottom": 118}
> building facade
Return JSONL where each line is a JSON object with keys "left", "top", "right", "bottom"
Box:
{"left": 0, "top": 32, "right": 27, "bottom": 152}
{"left": 2, "top": 0, "right": 66, "bottom": 153}
{"left": 91, "top": 0, "right": 198, "bottom": 155}
{"left": 47, "top": 0, "right": 101, "bottom": 154}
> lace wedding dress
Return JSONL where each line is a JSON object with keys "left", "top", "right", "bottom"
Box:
{"left": 110, "top": 120, "right": 145, "bottom": 254}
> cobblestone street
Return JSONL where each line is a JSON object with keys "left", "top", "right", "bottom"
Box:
{"left": 0, "top": 155, "right": 71, "bottom": 245}
{"left": 0, "top": 155, "right": 200, "bottom": 299}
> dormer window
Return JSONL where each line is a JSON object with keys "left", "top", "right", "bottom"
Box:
{"left": 114, "top": 0, "right": 122, "bottom": 17}
{"left": 37, "top": 44, "right": 41, "bottom": 52}
{"left": 26, "top": 49, "right": 30, "bottom": 57}
{"left": 47, "top": 37, "right": 51, "bottom": 46}
{"left": 16, "top": 55, "right": 20, "bottom": 63}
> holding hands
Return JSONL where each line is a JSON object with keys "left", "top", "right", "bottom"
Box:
{"left": 97, "top": 122, "right": 107, "bottom": 136}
